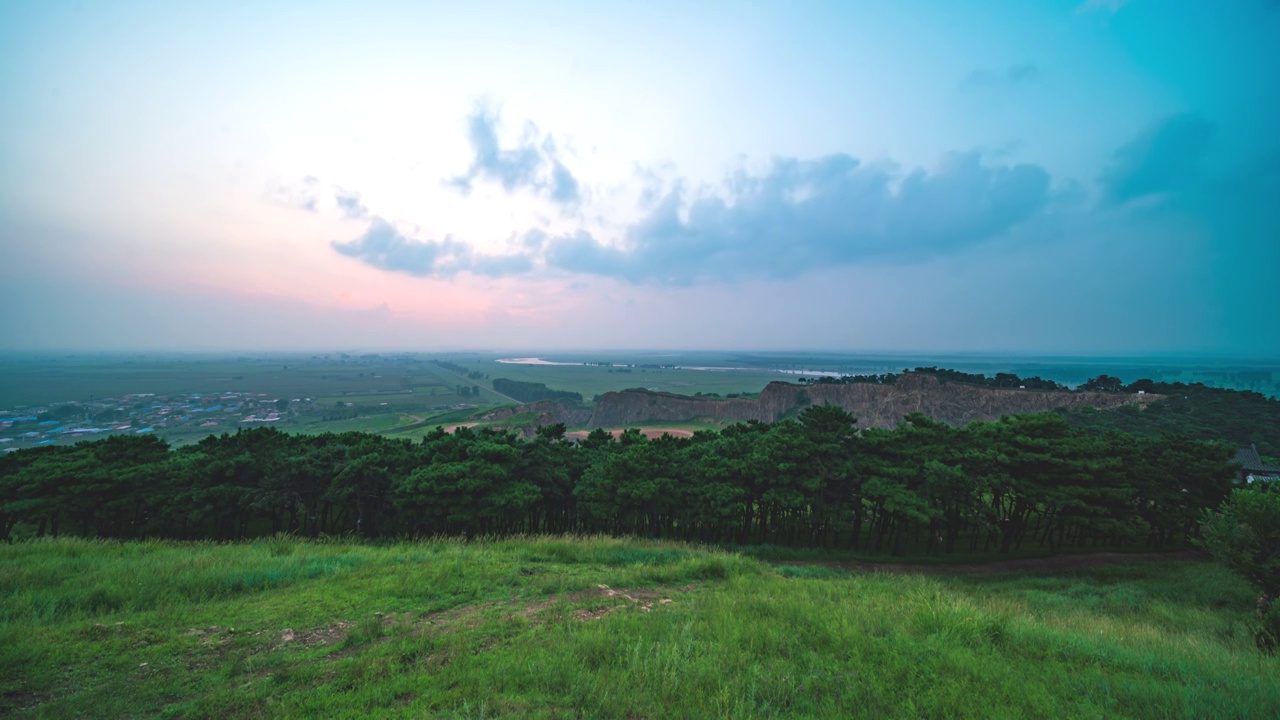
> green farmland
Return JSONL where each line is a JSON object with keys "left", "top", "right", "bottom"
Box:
{"left": 0, "top": 354, "right": 509, "bottom": 449}
{"left": 428, "top": 357, "right": 787, "bottom": 400}
{"left": 0, "top": 353, "right": 795, "bottom": 450}
{"left": 4, "top": 353, "right": 1278, "bottom": 452}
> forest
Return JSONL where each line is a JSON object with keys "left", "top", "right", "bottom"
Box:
{"left": 799, "top": 367, "right": 1070, "bottom": 391}
{"left": 491, "top": 378, "right": 585, "bottom": 405}
{"left": 0, "top": 405, "right": 1237, "bottom": 554}
{"left": 1062, "top": 379, "right": 1280, "bottom": 458}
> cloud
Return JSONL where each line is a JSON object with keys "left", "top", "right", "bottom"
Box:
{"left": 1098, "top": 113, "right": 1215, "bottom": 204}
{"left": 331, "top": 217, "right": 532, "bottom": 278}
{"left": 270, "top": 177, "right": 369, "bottom": 219}
{"left": 342, "top": 145, "right": 1053, "bottom": 286}
{"left": 333, "top": 187, "right": 369, "bottom": 220}
{"left": 549, "top": 160, "right": 581, "bottom": 206}
{"left": 446, "top": 104, "right": 582, "bottom": 207}
{"left": 961, "top": 63, "right": 1039, "bottom": 90}
{"left": 543, "top": 151, "right": 1051, "bottom": 284}
{"left": 269, "top": 175, "right": 322, "bottom": 212}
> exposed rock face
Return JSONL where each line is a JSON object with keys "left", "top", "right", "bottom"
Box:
{"left": 587, "top": 374, "right": 1157, "bottom": 429}
{"left": 587, "top": 392, "right": 760, "bottom": 427}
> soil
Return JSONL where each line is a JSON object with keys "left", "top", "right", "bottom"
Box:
{"left": 563, "top": 427, "right": 695, "bottom": 441}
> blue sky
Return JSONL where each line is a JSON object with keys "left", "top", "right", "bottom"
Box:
{"left": 0, "top": 0, "right": 1276, "bottom": 354}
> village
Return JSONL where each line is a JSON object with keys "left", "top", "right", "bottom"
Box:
{"left": 0, "top": 391, "right": 305, "bottom": 452}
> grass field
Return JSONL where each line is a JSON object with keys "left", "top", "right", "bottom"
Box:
{"left": 4, "top": 352, "right": 1277, "bottom": 413}
{"left": 481, "top": 362, "right": 785, "bottom": 399}
{"left": 286, "top": 413, "right": 428, "bottom": 436}
{"left": 315, "top": 393, "right": 428, "bottom": 407}
{"left": 2, "top": 536, "right": 1275, "bottom": 718}
{"left": 0, "top": 354, "right": 488, "bottom": 409}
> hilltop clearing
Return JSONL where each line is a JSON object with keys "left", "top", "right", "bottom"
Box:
{"left": 2, "top": 537, "right": 1275, "bottom": 719}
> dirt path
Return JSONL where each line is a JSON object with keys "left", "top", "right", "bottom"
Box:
{"left": 775, "top": 549, "right": 1207, "bottom": 576}
{"left": 564, "top": 427, "right": 696, "bottom": 441}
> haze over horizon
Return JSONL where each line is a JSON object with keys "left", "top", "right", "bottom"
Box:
{"left": 2, "top": 1, "right": 1277, "bottom": 356}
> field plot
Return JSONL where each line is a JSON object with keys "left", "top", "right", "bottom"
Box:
{"left": 0, "top": 355, "right": 441, "bottom": 407}
{"left": 458, "top": 351, "right": 1280, "bottom": 399}
{"left": 286, "top": 413, "right": 427, "bottom": 436}
{"left": 453, "top": 358, "right": 787, "bottom": 400}
{"left": 5, "top": 353, "right": 1276, "bottom": 452}
{"left": 0, "top": 354, "right": 509, "bottom": 450}
{"left": 1, "top": 537, "right": 1276, "bottom": 719}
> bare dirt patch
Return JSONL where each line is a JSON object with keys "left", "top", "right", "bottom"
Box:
{"left": 183, "top": 625, "right": 238, "bottom": 648}
{"left": 419, "top": 603, "right": 500, "bottom": 632}
{"left": 186, "top": 585, "right": 694, "bottom": 664}
{"left": 281, "top": 620, "right": 353, "bottom": 647}
{"left": 495, "top": 584, "right": 691, "bottom": 624}
{"left": 560, "top": 583, "right": 687, "bottom": 621}
{"left": 564, "top": 427, "right": 695, "bottom": 441}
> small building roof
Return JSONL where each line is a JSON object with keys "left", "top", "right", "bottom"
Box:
{"left": 1234, "top": 444, "right": 1280, "bottom": 474}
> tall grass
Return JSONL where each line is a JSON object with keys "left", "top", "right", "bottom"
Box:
{"left": 1, "top": 536, "right": 1275, "bottom": 718}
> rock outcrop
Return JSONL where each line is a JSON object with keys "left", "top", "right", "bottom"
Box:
{"left": 586, "top": 373, "right": 1157, "bottom": 429}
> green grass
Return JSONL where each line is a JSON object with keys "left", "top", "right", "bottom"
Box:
{"left": 286, "top": 413, "right": 428, "bottom": 436}
{"left": 1, "top": 537, "right": 1275, "bottom": 718}
{"left": 315, "top": 393, "right": 435, "bottom": 407}
{"left": 0, "top": 355, "right": 480, "bottom": 409}
{"left": 461, "top": 358, "right": 788, "bottom": 400}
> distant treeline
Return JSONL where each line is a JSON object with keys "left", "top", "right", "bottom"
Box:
{"left": 491, "top": 379, "right": 583, "bottom": 406}
{"left": 435, "top": 356, "right": 483, "bottom": 381}
{"left": 432, "top": 360, "right": 470, "bottom": 375}
{"left": 800, "top": 367, "right": 1067, "bottom": 390}
{"left": 0, "top": 409, "right": 1235, "bottom": 555}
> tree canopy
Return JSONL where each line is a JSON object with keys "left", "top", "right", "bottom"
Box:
{"left": 0, "top": 405, "right": 1237, "bottom": 556}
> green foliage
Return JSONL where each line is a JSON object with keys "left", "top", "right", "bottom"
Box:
{"left": 491, "top": 378, "right": 584, "bottom": 405}
{"left": 1079, "top": 374, "right": 1126, "bottom": 393}
{"left": 800, "top": 368, "right": 1069, "bottom": 390}
{"left": 433, "top": 360, "right": 471, "bottom": 375}
{"left": 1064, "top": 380, "right": 1280, "bottom": 458}
{"left": 0, "top": 411, "right": 1239, "bottom": 558}
{"left": 913, "top": 367, "right": 1068, "bottom": 391}
{"left": 1200, "top": 485, "right": 1280, "bottom": 648}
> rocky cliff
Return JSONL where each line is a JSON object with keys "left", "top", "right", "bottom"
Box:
{"left": 587, "top": 373, "right": 1157, "bottom": 429}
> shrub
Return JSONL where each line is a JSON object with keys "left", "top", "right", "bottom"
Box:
{"left": 1200, "top": 485, "right": 1280, "bottom": 650}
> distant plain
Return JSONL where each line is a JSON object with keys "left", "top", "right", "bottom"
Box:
{"left": 0, "top": 352, "right": 1276, "bottom": 449}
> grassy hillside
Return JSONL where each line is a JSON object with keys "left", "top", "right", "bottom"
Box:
{"left": 2, "top": 537, "right": 1276, "bottom": 718}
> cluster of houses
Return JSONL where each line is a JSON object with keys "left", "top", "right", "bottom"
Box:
{"left": 0, "top": 391, "right": 306, "bottom": 452}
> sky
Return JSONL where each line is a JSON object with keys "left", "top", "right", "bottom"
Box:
{"left": 0, "top": 0, "right": 1277, "bottom": 355}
